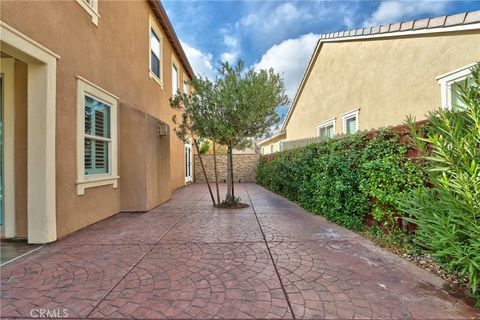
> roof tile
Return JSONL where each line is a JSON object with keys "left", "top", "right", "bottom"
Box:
{"left": 465, "top": 10, "right": 480, "bottom": 24}
{"left": 389, "top": 23, "right": 401, "bottom": 32}
{"left": 428, "top": 16, "right": 447, "bottom": 28}
{"left": 318, "top": 10, "right": 478, "bottom": 42}
{"left": 400, "top": 20, "right": 414, "bottom": 31}
{"left": 445, "top": 12, "right": 467, "bottom": 26}
{"left": 379, "top": 24, "right": 390, "bottom": 33}
{"left": 413, "top": 18, "right": 430, "bottom": 30}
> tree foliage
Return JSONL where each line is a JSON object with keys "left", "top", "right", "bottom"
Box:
{"left": 171, "top": 59, "right": 288, "bottom": 204}
{"left": 402, "top": 62, "right": 480, "bottom": 300}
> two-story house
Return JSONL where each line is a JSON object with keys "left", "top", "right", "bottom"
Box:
{"left": 0, "top": 0, "right": 194, "bottom": 243}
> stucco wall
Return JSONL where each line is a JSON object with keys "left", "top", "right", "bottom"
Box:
{"left": 286, "top": 30, "right": 480, "bottom": 140}
{"left": 194, "top": 154, "right": 259, "bottom": 183}
{"left": 259, "top": 134, "right": 285, "bottom": 155}
{"left": 1, "top": 1, "right": 191, "bottom": 238}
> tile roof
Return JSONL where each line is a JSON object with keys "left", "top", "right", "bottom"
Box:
{"left": 320, "top": 10, "right": 480, "bottom": 41}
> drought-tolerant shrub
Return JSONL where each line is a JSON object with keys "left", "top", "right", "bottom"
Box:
{"left": 257, "top": 129, "right": 424, "bottom": 231}
{"left": 401, "top": 63, "right": 480, "bottom": 299}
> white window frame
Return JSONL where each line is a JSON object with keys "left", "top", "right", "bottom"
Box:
{"left": 270, "top": 145, "right": 274, "bottom": 154}
{"left": 75, "top": 0, "right": 100, "bottom": 26}
{"left": 342, "top": 109, "right": 359, "bottom": 135}
{"left": 76, "top": 76, "right": 119, "bottom": 195}
{"left": 149, "top": 15, "right": 164, "bottom": 88}
{"left": 436, "top": 63, "right": 475, "bottom": 110}
{"left": 172, "top": 54, "right": 180, "bottom": 96}
{"left": 183, "top": 74, "right": 189, "bottom": 95}
{"left": 316, "top": 118, "right": 336, "bottom": 138}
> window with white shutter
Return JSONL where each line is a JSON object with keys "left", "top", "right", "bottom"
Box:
{"left": 342, "top": 109, "right": 359, "bottom": 135}
{"left": 84, "top": 96, "right": 110, "bottom": 175}
{"left": 76, "top": 76, "right": 118, "bottom": 195}
{"left": 316, "top": 119, "right": 336, "bottom": 139}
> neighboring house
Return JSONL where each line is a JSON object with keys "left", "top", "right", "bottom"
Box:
{"left": 258, "top": 132, "right": 286, "bottom": 155}
{"left": 0, "top": 0, "right": 194, "bottom": 243}
{"left": 260, "top": 11, "right": 479, "bottom": 153}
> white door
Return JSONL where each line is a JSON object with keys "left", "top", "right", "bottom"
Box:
{"left": 185, "top": 141, "right": 192, "bottom": 183}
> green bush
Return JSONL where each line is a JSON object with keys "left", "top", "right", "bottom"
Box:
{"left": 257, "top": 130, "right": 424, "bottom": 231}
{"left": 402, "top": 63, "right": 480, "bottom": 299}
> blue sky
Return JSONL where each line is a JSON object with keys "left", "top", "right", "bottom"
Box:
{"left": 163, "top": 0, "right": 480, "bottom": 119}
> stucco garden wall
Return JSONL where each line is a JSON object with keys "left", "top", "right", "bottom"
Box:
{"left": 194, "top": 154, "right": 259, "bottom": 183}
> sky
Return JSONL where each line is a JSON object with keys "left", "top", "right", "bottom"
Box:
{"left": 163, "top": 0, "right": 480, "bottom": 120}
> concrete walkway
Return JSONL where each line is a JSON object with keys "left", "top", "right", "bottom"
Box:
{"left": 1, "top": 184, "right": 478, "bottom": 319}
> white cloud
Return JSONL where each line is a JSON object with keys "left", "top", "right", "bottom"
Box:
{"left": 180, "top": 41, "right": 216, "bottom": 79}
{"left": 238, "top": 2, "right": 313, "bottom": 35}
{"left": 220, "top": 35, "right": 240, "bottom": 64}
{"left": 363, "top": 1, "right": 448, "bottom": 27}
{"left": 254, "top": 33, "right": 320, "bottom": 101}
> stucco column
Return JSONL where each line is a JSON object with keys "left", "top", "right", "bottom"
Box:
{"left": 27, "top": 61, "right": 57, "bottom": 243}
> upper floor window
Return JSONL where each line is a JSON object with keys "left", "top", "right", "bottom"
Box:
{"left": 150, "top": 28, "right": 161, "bottom": 79}
{"left": 270, "top": 145, "right": 274, "bottom": 154}
{"left": 76, "top": 76, "right": 118, "bottom": 195}
{"left": 316, "top": 119, "right": 335, "bottom": 139}
{"left": 149, "top": 15, "right": 163, "bottom": 87}
{"left": 75, "top": 0, "right": 99, "bottom": 26}
{"left": 183, "top": 79, "right": 188, "bottom": 94}
{"left": 342, "top": 109, "right": 359, "bottom": 135}
{"left": 437, "top": 63, "right": 474, "bottom": 111}
{"left": 172, "top": 64, "right": 179, "bottom": 95}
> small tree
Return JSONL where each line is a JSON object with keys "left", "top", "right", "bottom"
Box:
{"left": 214, "top": 60, "right": 289, "bottom": 202}
{"left": 170, "top": 77, "right": 218, "bottom": 205}
{"left": 171, "top": 60, "right": 288, "bottom": 206}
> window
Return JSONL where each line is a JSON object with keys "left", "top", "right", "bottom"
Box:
{"left": 342, "top": 109, "right": 359, "bottom": 135}
{"left": 270, "top": 145, "right": 274, "bottom": 154}
{"left": 75, "top": 0, "right": 99, "bottom": 26}
{"left": 279, "top": 141, "right": 284, "bottom": 152}
{"left": 150, "top": 28, "right": 161, "bottom": 79}
{"left": 149, "top": 16, "right": 163, "bottom": 86}
{"left": 183, "top": 79, "right": 188, "bottom": 94}
{"left": 172, "top": 64, "right": 179, "bottom": 95}
{"left": 261, "top": 147, "right": 264, "bottom": 154}
{"left": 76, "top": 76, "right": 118, "bottom": 195}
{"left": 84, "top": 96, "right": 110, "bottom": 175}
{"left": 316, "top": 119, "right": 335, "bottom": 139}
{"left": 437, "top": 63, "right": 475, "bottom": 110}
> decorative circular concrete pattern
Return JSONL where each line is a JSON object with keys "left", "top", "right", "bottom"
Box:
{"left": 89, "top": 244, "right": 292, "bottom": 319}
{"left": 161, "top": 213, "right": 265, "bottom": 243}
{"left": 0, "top": 244, "right": 150, "bottom": 318}
{"left": 1, "top": 183, "right": 478, "bottom": 319}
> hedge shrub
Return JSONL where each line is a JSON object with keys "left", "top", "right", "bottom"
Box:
{"left": 257, "top": 129, "right": 425, "bottom": 231}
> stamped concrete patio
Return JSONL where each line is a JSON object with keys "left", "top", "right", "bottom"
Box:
{"left": 1, "top": 183, "right": 478, "bottom": 319}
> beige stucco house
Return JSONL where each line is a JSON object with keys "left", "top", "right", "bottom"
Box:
{"left": 0, "top": 0, "right": 195, "bottom": 243}
{"left": 259, "top": 11, "right": 480, "bottom": 152}
{"left": 258, "top": 132, "right": 286, "bottom": 155}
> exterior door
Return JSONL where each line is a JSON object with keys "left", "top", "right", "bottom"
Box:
{"left": 185, "top": 141, "right": 192, "bottom": 183}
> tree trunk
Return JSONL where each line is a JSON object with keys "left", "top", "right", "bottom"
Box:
{"left": 226, "top": 144, "right": 235, "bottom": 199}
{"left": 193, "top": 138, "right": 216, "bottom": 206}
{"left": 212, "top": 139, "right": 220, "bottom": 204}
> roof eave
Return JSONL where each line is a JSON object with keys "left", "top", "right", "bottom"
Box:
{"left": 148, "top": 0, "right": 194, "bottom": 79}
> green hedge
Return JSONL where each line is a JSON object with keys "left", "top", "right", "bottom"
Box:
{"left": 256, "top": 129, "right": 425, "bottom": 231}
